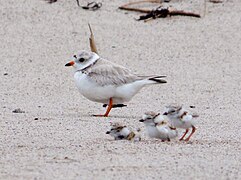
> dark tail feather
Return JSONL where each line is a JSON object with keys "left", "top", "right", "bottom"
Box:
{"left": 149, "top": 76, "right": 167, "bottom": 84}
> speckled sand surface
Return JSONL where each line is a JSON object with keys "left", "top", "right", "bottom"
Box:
{"left": 1, "top": 0, "right": 241, "bottom": 179}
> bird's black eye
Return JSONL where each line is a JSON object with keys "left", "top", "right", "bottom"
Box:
{"left": 73, "top": 55, "right": 77, "bottom": 58}
{"left": 146, "top": 117, "right": 152, "bottom": 120}
{"left": 79, "top": 58, "right": 85, "bottom": 62}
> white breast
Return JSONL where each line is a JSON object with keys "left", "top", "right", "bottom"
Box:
{"left": 73, "top": 71, "right": 146, "bottom": 104}
{"left": 168, "top": 115, "right": 193, "bottom": 129}
{"left": 145, "top": 126, "right": 159, "bottom": 138}
{"left": 74, "top": 71, "right": 115, "bottom": 104}
{"left": 145, "top": 125, "right": 169, "bottom": 140}
{"left": 156, "top": 126, "right": 169, "bottom": 139}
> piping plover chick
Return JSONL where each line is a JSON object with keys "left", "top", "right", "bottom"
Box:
{"left": 65, "top": 50, "right": 166, "bottom": 117}
{"left": 106, "top": 123, "right": 141, "bottom": 141}
{"left": 139, "top": 111, "right": 178, "bottom": 141}
{"left": 163, "top": 105, "right": 199, "bottom": 141}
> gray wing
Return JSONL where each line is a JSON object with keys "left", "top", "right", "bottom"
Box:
{"left": 86, "top": 60, "right": 142, "bottom": 86}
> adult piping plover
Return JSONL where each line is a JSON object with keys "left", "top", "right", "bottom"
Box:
{"left": 139, "top": 111, "right": 178, "bottom": 141}
{"left": 163, "top": 105, "right": 199, "bottom": 141}
{"left": 106, "top": 122, "right": 141, "bottom": 141}
{"left": 65, "top": 50, "right": 167, "bottom": 117}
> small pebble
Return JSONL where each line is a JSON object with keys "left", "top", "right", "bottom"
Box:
{"left": 12, "top": 108, "right": 25, "bottom": 113}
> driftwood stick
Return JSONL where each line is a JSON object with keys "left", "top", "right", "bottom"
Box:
{"left": 44, "top": 0, "right": 57, "bottom": 3}
{"left": 119, "top": 1, "right": 201, "bottom": 19}
{"left": 88, "top": 24, "right": 98, "bottom": 54}
{"left": 76, "top": 0, "right": 80, "bottom": 7}
{"left": 119, "top": 0, "right": 161, "bottom": 13}
{"left": 169, "top": 10, "right": 201, "bottom": 18}
{"left": 119, "top": 6, "right": 151, "bottom": 13}
{"left": 125, "top": 8, "right": 200, "bottom": 19}
{"left": 209, "top": 0, "right": 223, "bottom": 3}
{"left": 121, "top": 0, "right": 162, "bottom": 6}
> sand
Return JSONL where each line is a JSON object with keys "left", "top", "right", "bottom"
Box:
{"left": 1, "top": 0, "right": 241, "bottom": 179}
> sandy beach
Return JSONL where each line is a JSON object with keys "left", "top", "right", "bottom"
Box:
{"left": 1, "top": 0, "right": 241, "bottom": 179}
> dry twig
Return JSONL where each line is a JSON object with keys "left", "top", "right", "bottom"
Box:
{"left": 76, "top": 0, "right": 80, "bottom": 6}
{"left": 119, "top": 1, "right": 201, "bottom": 21}
{"left": 119, "top": 0, "right": 162, "bottom": 13}
{"left": 209, "top": 0, "right": 223, "bottom": 3}
{"left": 82, "top": 2, "right": 102, "bottom": 10}
{"left": 88, "top": 24, "right": 98, "bottom": 54}
{"left": 44, "top": 0, "right": 58, "bottom": 3}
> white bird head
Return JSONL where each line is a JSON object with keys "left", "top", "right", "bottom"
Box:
{"left": 65, "top": 50, "right": 99, "bottom": 71}
{"left": 139, "top": 111, "right": 164, "bottom": 126}
{"left": 106, "top": 123, "right": 131, "bottom": 140}
{"left": 163, "top": 105, "right": 183, "bottom": 117}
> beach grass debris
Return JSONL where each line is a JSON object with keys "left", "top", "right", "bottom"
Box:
{"left": 81, "top": 2, "right": 102, "bottom": 10}
{"left": 44, "top": 0, "right": 57, "bottom": 3}
{"left": 76, "top": 0, "right": 80, "bottom": 6}
{"left": 119, "top": 0, "right": 201, "bottom": 21}
{"left": 88, "top": 24, "right": 98, "bottom": 54}
{"left": 12, "top": 108, "right": 25, "bottom": 113}
{"left": 209, "top": 0, "right": 223, "bottom": 3}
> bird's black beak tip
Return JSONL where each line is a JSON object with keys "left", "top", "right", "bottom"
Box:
{"left": 65, "top": 61, "right": 74, "bottom": 67}
{"left": 106, "top": 131, "right": 110, "bottom": 134}
{"left": 139, "top": 119, "right": 144, "bottom": 122}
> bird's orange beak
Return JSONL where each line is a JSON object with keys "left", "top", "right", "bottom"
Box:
{"left": 65, "top": 61, "right": 75, "bottom": 66}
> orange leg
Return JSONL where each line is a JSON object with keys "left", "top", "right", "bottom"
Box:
{"left": 185, "top": 126, "right": 196, "bottom": 141}
{"left": 93, "top": 98, "right": 113, "bottom": 117}
{"left": 179, "top": 129, "right": 189, "bottom": 141}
